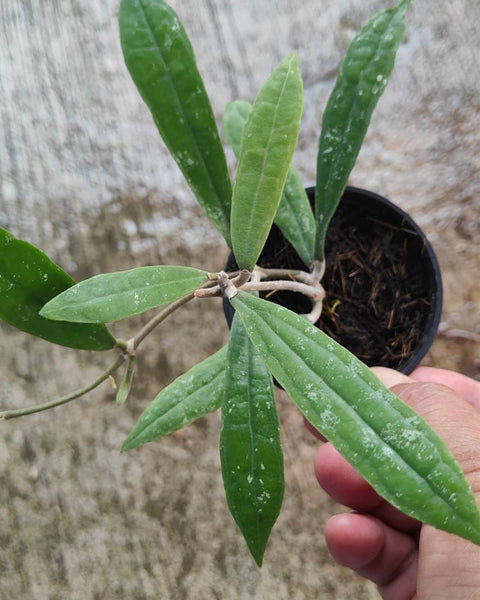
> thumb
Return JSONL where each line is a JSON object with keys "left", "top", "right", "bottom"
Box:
{"left": 373, "top": 367, "right": 480, "bottom": 600}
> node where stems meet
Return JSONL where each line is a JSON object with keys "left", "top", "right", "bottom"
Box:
{"left": 218, "top": 270, "right": 241, "bottom": 300}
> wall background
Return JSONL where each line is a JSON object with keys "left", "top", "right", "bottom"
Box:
{"left": 1, "top": 1, "right": 479, "bottom": 598}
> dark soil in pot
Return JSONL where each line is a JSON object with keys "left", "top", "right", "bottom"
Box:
{"left": 224, "top": 186, "right": 442, "bottom": 374}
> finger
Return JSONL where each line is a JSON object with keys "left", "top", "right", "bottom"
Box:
{"left": 315, "top": 442, "right": 381, "bottom": 511}
{"left": 315, "top": 442, "right": 419, "bottom": 532}
{"left": 325, "top": 513, "right": 418, "bottom": 600}
{"left": 410, "top": 366, "right": 480, "bottom": 412}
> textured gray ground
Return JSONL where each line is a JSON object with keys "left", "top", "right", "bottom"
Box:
{"left": 1, "top": 1, "right": 479, "bottom": 598}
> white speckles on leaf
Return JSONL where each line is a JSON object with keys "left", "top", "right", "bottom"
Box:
{"left": 40, "top": 265, "right": 208, "bottom": 323}
{"left": 320, "top": 408, "right": 340, "bottom": 431}
{"left": 122, "top": 347, "right": 227, "bottom": 452}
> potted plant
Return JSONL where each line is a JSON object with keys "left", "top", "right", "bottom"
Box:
{"left": 0, "top": 0, "right": 478, "bottom": 568}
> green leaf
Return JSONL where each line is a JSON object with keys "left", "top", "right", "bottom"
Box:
{"left": 275, "top": 170, "right": 315, "bottom": 267}
{"left": 231, "top": 54, "right": 304, "bottom": 271}
{"left": 224, "top": 100, "right": 315, "bottom": 267}
{"left": 224, "top": 100, "right": 252, "bottom": 156}
{"left": 315, "top": 0, "right": 411, "bottom": 260}
{"left": 40, "top": 265, "right": 209, "bottom": 323}
{"left": 119, "top": 0, "right": 232, "bottom": 245}
{"left": 116, "top": 355, "right": 137, "bottom": 406}
{"left": 220, "top": 313, "right": 283, "bottom": 566}
{"left": 122, "top": 346, "right": 227, "bottom": 451}
{"left": 0, "top": 228, "right": 115, "bottom": 351}
{"left": 230, "top": 291, "right": 480, "bottom": 546}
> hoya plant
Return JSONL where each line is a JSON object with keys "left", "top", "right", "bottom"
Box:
{"left": 1, "top": 0, "right": 480, "bottom": 566}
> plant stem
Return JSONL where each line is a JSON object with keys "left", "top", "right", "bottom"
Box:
{"left": 240, "top": 280, "right": 323, "bottom": 300}
{"left": 254, "top": 261, "right": 326, "bottom": 320}
{"left": 132, "top": 292, "right": 195, "bottom": 350}
{"left": 0, "top": 354, "right": 127, "bottom": 420}
{"left": 255, "top": 259, "right": 325, "bottom": 286}
{"left": 302, "top": 298, "right": 324, "bottom": 324}
{"left": 200, "top": 267, "right": 326, "bottom": 321}
{"left": 255, "top": 266, "right": 311, "bottom": 282}
{"left": 218, "top": 271, "right": 238, "bottom": 299}
{"left": 0, "top": 285, "right": 217, "bottom": 421}
{"left": 115, "top": 338, "right": 129, "bottom": 351}
{"left": 310, "top": 259, "right": 326, "bottom": 283}
{"left": 132, "top": 280, "right": 220, "bottom": 349}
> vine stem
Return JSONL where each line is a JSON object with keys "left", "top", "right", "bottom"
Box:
{"left": 0, "top": 353, "right": 126, "bottom": 421}
{"left": 199, "top": 265, "right": 326, "bottom": 322}
{"left": 240, "top": 280, "right": 323, "bottom": 300}
{"left": 255, "top": 259, "right": 325, "bottom": 286}
{"left": 132, "top": 291, "right": 196, "bottom": 350}
{"left": 0, "top": 284, "right": 216, "bottom": 420}
{"left": 254, "top": 261, "right": 326, "bottom": 321}
{"left": 195, "top": 274, "right": 325, "bottom": 301}
{"left": 132, "top": 279, "right": 218, "bottom": 349}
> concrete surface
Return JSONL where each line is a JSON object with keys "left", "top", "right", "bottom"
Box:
{"left": 1, "top": 1, "right": 479, "bottom": 598}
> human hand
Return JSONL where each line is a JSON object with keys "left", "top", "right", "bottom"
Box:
{"left": 314, "top": 367, "right": 480, "bottom": 600}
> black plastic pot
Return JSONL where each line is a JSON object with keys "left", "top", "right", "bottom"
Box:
{"left": 223, "top": 186, "right": 442, "bottom": 375}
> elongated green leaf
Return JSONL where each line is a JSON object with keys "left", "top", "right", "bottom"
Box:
{"left": 231, "top": 54, "right": 304, "bottom": 271}
{"left": 119, "top": 0, "right": 232, "bottom": 245}
{"left": 0, "top": 228, "right": 115, "bottom": 350}
{"left": 221, "top": 313, "right": 283, "bottom": 566}
{"left": 40, "top": 265, "right": 209, "bottom": 323}
{"left": 122, "top": 346, "right": 227, "bottom": 451}
{"left": 116, "top": 355, "right": 137, "bottom": 406}
{"left": 315, "top": 0, "right": 411, "bottom": 260}
{"left": 225, "top": 100, "right": 315, "bottom": 267}
{"left": 275, "top": 170, "right": 315, "bottom": 267}
{"left": 224, "top": 100, "right": 252, "bottom": 156}
{"left": 230, "top": 291, "right": 480, "bottom": 546}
